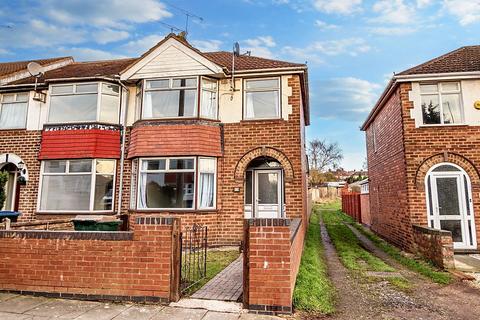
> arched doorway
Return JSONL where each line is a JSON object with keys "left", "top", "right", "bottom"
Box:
{"left": 425, "top": 163, "right": 477, "bottom": 250}
{"left": 244, "top": 156, "right": 284, "bottom": 219}
{"left": 1, "top": 163, "right": 20, "bottom": 211}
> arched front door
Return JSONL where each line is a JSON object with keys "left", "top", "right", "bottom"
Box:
{"left": 425, "top": 163, "right": 477, "bottom": 250}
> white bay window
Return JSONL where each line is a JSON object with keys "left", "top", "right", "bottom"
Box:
{"left": 49, "top": 82, "right": 120, "bottom": 124}
{"left": 39, "top": 159, "right": 115, "bottom": 212}
{"left": 137, "top": 157, "right": 216, "bottom": 210}
{"left": 0, "top": 92, "right": 28, "bottom": 129}
{"left": 244, "top": 78, "right": 280, "bottom": 120}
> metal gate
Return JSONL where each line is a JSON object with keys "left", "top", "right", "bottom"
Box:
{"left": 180, "top": 224, "right": 208, "bottom": 293}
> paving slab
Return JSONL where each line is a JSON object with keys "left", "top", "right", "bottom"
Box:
{"left": 238, "top": 313, "right": 283, "bottom": 320}
{"left": 455, "top": 254, "right": 480, "bottom": 272}
{"left": 150, "top": 306, "right": 207, "bottom": 320}
{"left": 202, "top": 311, "right": 240, "bottom": 320}
{"left": 24, "top": 298, "right": 100, "bottom": 318}
{"left": 74, "top": 303, "right": 129, "bottom": 320}
{"left": 170, "top": 298, "right": 242, "bottom": 313}
{"left": 0, "top": 293, "right": 18, "bottom": 302}
{"left": 0, "top": 311, "right": 32, "bottom": 320}
{"left": 112, "top": 304, "right": 164, "bottom": 320}
{"left": 0, "top": 295, "right": 49, "bottom": 313}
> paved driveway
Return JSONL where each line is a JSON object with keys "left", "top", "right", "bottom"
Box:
{"left": 0, "top": 293, "right": 280, "bottom": 320}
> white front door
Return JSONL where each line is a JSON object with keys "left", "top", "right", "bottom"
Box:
{"left": 254, "top": 170, "right": 282, "bottom": 218}
{"left": 430, "top": 172, "right": 476, "bottom": 250}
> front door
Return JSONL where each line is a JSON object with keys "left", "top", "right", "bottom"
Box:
{"left": 254, "top": 170, "right": 282, "bottom": 218}
{"left": 430, "top": 173, "right": 476, "bottom": 249}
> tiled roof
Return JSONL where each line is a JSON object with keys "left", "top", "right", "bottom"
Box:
{"left": 0, "top": 57, "right": 72, "bottom": 79}
{"left": 203, "top": 51, "right": 306, "bottom": 71}
{"left": 398, "top": 46, "right": 480, "bottom": 75}
{"left": 10, "top": 58, "right": 137, "bottom": 85}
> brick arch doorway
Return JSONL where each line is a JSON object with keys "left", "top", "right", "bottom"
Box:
{"left": 0, "top": 153, "right": 28, "bottom": 213}
{"left": 244, "top": 156, "right": 285, "bottom": 219}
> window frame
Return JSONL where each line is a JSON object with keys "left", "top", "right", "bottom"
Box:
{"left": 0, "top": 92, "right": 29, "bottom": 130}
{"left": 47, "top": 81, "right": 121, "bottom": 124}
{"left": 419, "top": 82, "right": 464, "bottom": 126}
{"left": 243, "top": 76, "right": 282, "bottom": 120}
{"left": 37, "top": 159, "right": 116, "bottom": 213}
{"left": 136, "top": 156, "right": 217, "bottom": 211}
{"left": 199, "top": 76, "right": 219, "bottom": 120}
{"left": 141, "top": 77, "right": 200, "bottom": 120}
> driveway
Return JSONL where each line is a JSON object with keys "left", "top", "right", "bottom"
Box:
{"left": 0, "top": 293, "right": 280, "bottom": 320}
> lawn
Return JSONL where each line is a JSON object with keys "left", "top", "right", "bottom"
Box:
{"left": 327, "top": 202, "right": 452, "bottom": 285}
{"left": 185, "top": 249, "right": 240, "bottom": 295}
{"left": 293, "top": 206, "right": 335, "bottom": 315}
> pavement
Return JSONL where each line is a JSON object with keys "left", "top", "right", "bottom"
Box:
{"left": 0, "top": 293, "right": 282, "bottom": 320}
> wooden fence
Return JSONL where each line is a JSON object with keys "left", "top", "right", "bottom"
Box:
{"left": 341, "top": 191, "right": 362, "bottom": 223}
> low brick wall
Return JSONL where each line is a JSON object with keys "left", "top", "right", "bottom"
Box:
{"left": 0, "top": 216, "right": 181, "bottom": 302}
{"left": 412, "top": 225, "right": 455, "bottom": 269}
{"left": 243, "top": 218, "right": 305, "bottom": 315}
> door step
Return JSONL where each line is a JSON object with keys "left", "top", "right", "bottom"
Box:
{"left": 170, "top": 298, "right": 243, "bottom": 313}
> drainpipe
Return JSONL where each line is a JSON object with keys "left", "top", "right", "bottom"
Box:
{"left": 115, "top": 80, "right": 129, "bottom": 217}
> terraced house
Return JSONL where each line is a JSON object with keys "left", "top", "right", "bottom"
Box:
{"left": 363, "top": 46, "right": 480, "bottom": 257}
{"left": 0, "top": 33, "right": 309, "bottom": 246}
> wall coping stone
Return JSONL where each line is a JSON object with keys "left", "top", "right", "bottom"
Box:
{"left": 0, "top": 230, "right": 133, "bottom": 240}
{"left": 247, "top": 218, "right": 291, "bottom": 227}
{"left": 412, "top": 224, "right": 452, "bottom": 236}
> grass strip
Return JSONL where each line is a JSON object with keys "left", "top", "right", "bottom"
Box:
{"left": 293, "top": 207, "right": 335, "bottom": 314}
{"left": 328, "top": 202, "right": 452, "bottom": 285}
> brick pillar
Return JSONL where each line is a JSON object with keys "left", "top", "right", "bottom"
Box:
{"left": 244, "top": 218, "right": 293, "bottom": 315}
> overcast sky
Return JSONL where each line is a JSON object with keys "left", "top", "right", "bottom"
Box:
{"left": 1, "top": 0, "right": 480, "bottom": 169}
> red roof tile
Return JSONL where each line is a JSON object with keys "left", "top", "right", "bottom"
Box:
{"left": 0, "top": 56, "right": 73, "bottom": 79}
{"left": 398, "top": 46, "right": 480, "bottom": 75}
{"left": 203, "top": 51, "right": 305, "bottom": 71}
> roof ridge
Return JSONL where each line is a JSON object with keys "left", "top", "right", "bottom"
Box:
{"left": 397, "top": 46, "right": 467, "bottom": 75}
{"left": 71, "top": 57, "right": 138, "bottom": 64}
{"left": 0, "top": 56, "right": 73, "bottom": 65}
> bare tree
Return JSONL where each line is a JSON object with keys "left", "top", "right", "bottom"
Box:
{"left": 308, "top": 139, "right": 343, "bottom": 172}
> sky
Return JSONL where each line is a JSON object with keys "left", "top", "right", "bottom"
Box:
{"left": 1, "top": 0, "right": 480, "bottom": 170}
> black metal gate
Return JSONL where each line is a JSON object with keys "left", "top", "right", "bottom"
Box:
{"left": 180, "top": 224, "right": 208, "bottom": 293}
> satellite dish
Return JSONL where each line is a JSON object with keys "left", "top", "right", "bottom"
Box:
{"left": 233, "top": 42, "right": 240, "bottom": 57}
{"left": 27, "top": 62, "right": 43, "bottom": 77}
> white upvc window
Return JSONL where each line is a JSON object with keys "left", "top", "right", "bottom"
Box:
{"left": 244, "top": 77, "right": 280, "bottom": 120}
{"left": 200, "top": 77, "right": 218, "bottom": 120}
{"left": 137, "top": 156, "right": 216, "bottom": 210}
{"left": 48, "top": 82, "right": 120, "bottom": 124}
{"left": 0, "top": 92, "right": 29, "bottom": 129}
{"left": 420, "top": 82, "right": 463, "bottom": 125}
{"left": 143, "top": 77, "right": 198, "bottom": 119}
{"left": 38, "top": 159, "right": 116, "bottom": 212}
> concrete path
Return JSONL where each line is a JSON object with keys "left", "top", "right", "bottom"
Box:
{"left": 0, "top": 293, "right": 281, "bottom": 320}
{"left": 191, "top": 256, "right": 243, "bottom": 301}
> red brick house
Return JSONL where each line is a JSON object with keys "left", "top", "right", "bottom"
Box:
{"left": 0, "top": 33, "right": 309, "bottom": 247}
{"left": 362, "top": 46, "right": 480, "bottom": 253}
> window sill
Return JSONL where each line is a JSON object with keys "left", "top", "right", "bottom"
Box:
{"left": 0, "top": 128, "right": 27, "bottom": 131}
{"left": 36, "top": 211, "right": 115, "bottom": 215}
{"left": 129, "top": 209, "right": 218, "bottom": 214}
{"left": 418, "top": 123, "right": 468, "bottom": 128}
{"left": 240, "top": 118, "right": 285, "bottom": 123}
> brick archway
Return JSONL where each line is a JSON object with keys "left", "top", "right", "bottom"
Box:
{"left": 414, "top": 152, "right": 480, "bottom": 190}
{"left": 234, "top": 147, "right": 294, "bottom": 182}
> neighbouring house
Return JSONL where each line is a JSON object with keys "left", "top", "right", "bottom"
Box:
{"left": 0, "top": 33, "right": 309, "bottom": 313}
{"left": 362, "top": 46, "right": 480, "bottom": 255}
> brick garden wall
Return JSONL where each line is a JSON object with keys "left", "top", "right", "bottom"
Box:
{"left": 0, "top": 217, "right": 181, "bottom": 302}
{"left": 412, "top": 224, "right": 455, "bottom": 269}
{"left": 243, "top": 218, "right": 304, "bottom": 315}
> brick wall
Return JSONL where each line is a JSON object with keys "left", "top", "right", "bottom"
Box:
{"left": 243, "top": 218, "right": 304, "bottom": 315}
{"left": 365, "top": 87, "right": 411, "bottom": 249}
{"left": 412, "top": 225, "right": 455, "bottom": 269}
{"left": 0, "top": 216, "right": 181, "bottom": 302}
{"left": 0, "top": 130, "right": 42, "bottom": 222}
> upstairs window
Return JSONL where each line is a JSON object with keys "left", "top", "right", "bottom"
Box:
{"left": 143, "top": 78, "right": 198, "bottom": 119}
{"left": 49, "top": 82, "right": 120, "bottom": 124}
{"left": 0, "top": 92, "right": 28, "bottom": 129}
{"left": 200, "top": 78, "right": 218, "bottom": 119}
{"left": 244, "top": 78, "right": 280, "bottom": 120}
{"left": 420, "top": 82, "right": 462, "bottom": 125}
{"left": 39, "top": 159, "right": 115, "bottom": 212}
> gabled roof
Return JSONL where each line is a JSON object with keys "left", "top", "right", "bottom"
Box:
{"left": 397, "top": 46, "right": 480, "bottom": 76}
{"left": 0, "top": 56, "right": 73, "bottom": 82}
